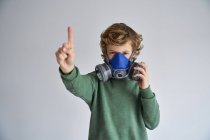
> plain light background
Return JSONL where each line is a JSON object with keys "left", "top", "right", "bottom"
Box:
{"left": 0, "top": 0, "right": 210, "bottom": 140}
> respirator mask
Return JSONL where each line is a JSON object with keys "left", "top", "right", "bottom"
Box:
{"left": 95, "top": 53, "right": 141, "bottom": 82}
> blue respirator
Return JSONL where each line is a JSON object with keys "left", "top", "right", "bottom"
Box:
{"left": 95, "top": 53, "right": 141, "bottom": 82}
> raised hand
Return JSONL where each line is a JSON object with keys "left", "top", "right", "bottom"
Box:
{"left": 55, "top": 27, "right": 75, "bottom": 74}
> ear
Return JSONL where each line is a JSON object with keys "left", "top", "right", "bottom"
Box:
{"left": 101, "top": 54, "right": 110, "bottom": 62}
{"left": 101, "top": 54, "right": 105, "bottom": 60}
{"left": 129, "top": 52, "right": 137, "bottom": 62}
{"left": 139, "top": 42, "right": 144, "bottom": 50}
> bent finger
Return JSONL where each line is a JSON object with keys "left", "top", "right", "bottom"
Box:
{"left": 139, "top": 62, "right": 148, "bottom": 72}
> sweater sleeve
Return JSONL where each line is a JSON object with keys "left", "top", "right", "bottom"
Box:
{"left": 140, "top": 86, "right": 160, "bottom": 130}
{"left": 59, "top": 67, "right": 96, "bottom": 108}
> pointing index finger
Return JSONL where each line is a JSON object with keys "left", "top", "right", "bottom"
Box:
{"left": 67, "top": 26, "right": 73, "bottom": 47}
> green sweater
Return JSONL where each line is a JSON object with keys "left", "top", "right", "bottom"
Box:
{"left": 60, "top": 67, "right": 160, "bottom": 140}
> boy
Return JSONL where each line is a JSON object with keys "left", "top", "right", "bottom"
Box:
{"left": 55, "top": 23, "right": 160, "bottom": 140}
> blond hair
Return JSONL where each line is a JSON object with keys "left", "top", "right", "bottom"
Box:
{"left": 100, "top": 23, "right": 143, "bottom": 60}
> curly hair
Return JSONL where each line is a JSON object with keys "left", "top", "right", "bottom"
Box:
{"left": 100, "top": 23, "right": 143, "bottom": 60}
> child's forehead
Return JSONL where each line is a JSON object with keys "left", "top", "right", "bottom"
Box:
{"left": 107, "top": 42, "right": 132, "bottom": 51}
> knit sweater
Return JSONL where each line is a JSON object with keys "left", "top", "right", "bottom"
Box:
{"left": 60, "top": 67, "right": 160, "bottom": 140}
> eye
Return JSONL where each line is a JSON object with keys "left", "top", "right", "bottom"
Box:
{"left": 109, "top": 52, "right": 116, "bottom": 55}
{"left": 123, "top": 52, "right": 129, "bottom": 55}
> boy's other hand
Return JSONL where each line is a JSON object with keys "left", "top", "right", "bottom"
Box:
{"left": 55, "top": 26, "right": 75, "bottom": 74}
{"left": 133, "top": 62, "right": 149, "bottom": 89}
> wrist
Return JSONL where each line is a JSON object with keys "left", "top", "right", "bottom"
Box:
{"left": 140, "top": 84, "right": 149, "bottom": 90}
{"left": 140, "top": 85, "right": 154, "bottom": 98}
{"left": 60, "top": 65, "right": 75, "bottom": 74}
